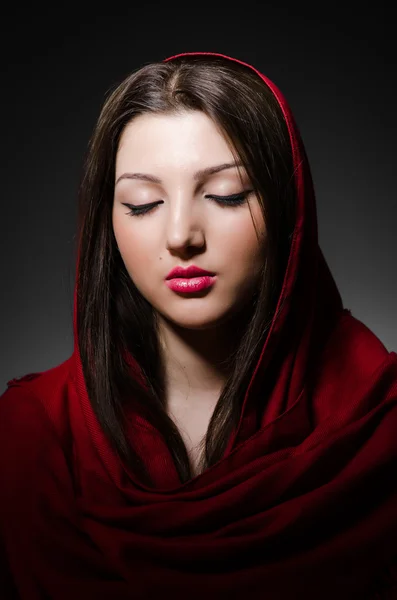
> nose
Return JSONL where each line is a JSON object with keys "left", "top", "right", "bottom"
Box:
{"left": 165, "top": 194, "right": 205, "bottom": 254}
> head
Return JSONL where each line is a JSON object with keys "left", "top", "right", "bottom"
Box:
{"left": 76, "top": 54, "right": 296, "bottom": 483}
{"left": 112, "top": 110, "right": 267, "bottom": 340}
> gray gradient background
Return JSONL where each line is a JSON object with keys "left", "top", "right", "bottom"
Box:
{"left": 1, "top": 6, "right": 395, "bottom": 393}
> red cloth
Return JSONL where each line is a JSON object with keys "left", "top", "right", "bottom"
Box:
{"left": 1, "top": 51, "right": 397, "bottom": 599}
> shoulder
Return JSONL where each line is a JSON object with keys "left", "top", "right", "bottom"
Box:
{"left": 0, "top": 363, "right": 78, "bottom": 510}
{"left": 321, "top": 309, "right": 395, "bottom": 380}
{"left": 0, "top": 356, "right": 78, "bottom": 489}
{"left": 4, "top": 354, "right": 74, "bottom": 397}
{"left": 0, "top": 382, "right": 63, "bottom": 469}
{"left": 311, "top": 310, "right": 397, "bottom": 419}
{"left": 1, "top": 355, "right": 75, "bottom": 440}
{"left": 332, "top": 309, "right": 391, "bottom": 358}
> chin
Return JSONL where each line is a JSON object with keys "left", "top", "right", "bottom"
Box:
{"left": 159, "top": 308, "right": 237, "bottom": 332}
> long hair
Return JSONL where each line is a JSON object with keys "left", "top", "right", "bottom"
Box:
{"left": 76, "top": 55, "right": 296, "bottom": 485}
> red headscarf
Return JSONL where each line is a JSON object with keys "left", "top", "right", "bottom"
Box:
{"left": 1, "top": 51, "right": 397, "bottom": 599}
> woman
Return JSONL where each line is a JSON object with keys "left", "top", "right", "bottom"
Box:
{"left": 1, "top": 51, "right": 396, "bottom": 599}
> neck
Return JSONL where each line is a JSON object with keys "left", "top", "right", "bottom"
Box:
{"left": 157, "top": 310, "right": 249, "bottom": 405}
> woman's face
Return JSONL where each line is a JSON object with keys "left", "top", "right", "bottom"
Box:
{"left": 113, "top": 111, "right": 266, "bottom": 331}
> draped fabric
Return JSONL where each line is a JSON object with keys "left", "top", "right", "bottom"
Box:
{"left": 1, "top": 51, "right": 397, "bottom": 599}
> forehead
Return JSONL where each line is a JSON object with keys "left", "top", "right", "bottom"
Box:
{"left": 116, "top": 111, "right": 234, "bottom": 165}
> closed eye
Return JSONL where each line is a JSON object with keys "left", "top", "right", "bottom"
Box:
{"left": 122, "top": 190, "right": 253, "bottom": 217}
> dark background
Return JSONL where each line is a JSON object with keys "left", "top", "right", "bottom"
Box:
{"left": 1, "top": 4, "right": 395, "bottom": 391}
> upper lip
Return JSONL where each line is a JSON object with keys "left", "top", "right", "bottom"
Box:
{"left": 165, "top": 265, "right": 216, "bottom": 280}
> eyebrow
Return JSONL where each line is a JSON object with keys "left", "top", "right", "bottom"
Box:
{"left": 115, "top": 161, "right": 245, "bottom": 186}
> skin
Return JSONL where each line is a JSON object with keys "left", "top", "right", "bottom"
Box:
{"left": 112, "top": 111, "right": 267, "bottom": 416}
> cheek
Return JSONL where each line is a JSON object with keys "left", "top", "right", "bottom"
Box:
{"left": 216, "top": 212, "right": 265, "bottom": 268}
{"left": 113, "top": 218, "right": 155, "bottom": 280}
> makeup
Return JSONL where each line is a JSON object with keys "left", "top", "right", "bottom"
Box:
{"left": 165, "top": 276, "right": 216, "bottom": 293}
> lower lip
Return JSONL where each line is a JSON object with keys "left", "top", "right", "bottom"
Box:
{"left": 165, "top": 276, "right": 216, "bottom": 293}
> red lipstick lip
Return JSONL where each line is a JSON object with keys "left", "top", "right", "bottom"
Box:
{"left": 165, "top": 265, "right": 216, "bottom": 280}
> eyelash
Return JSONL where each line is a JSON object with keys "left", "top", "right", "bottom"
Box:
{"left": 122, "top": 190, "right": 253, "bottom": 218}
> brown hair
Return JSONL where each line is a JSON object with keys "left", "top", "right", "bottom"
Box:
{"left": 76, "top": 54, "right": 296, "bottom": 484}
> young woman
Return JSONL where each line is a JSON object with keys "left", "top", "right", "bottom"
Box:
{"left": 1, "top": 51, "right": 396, "bottom": 599}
